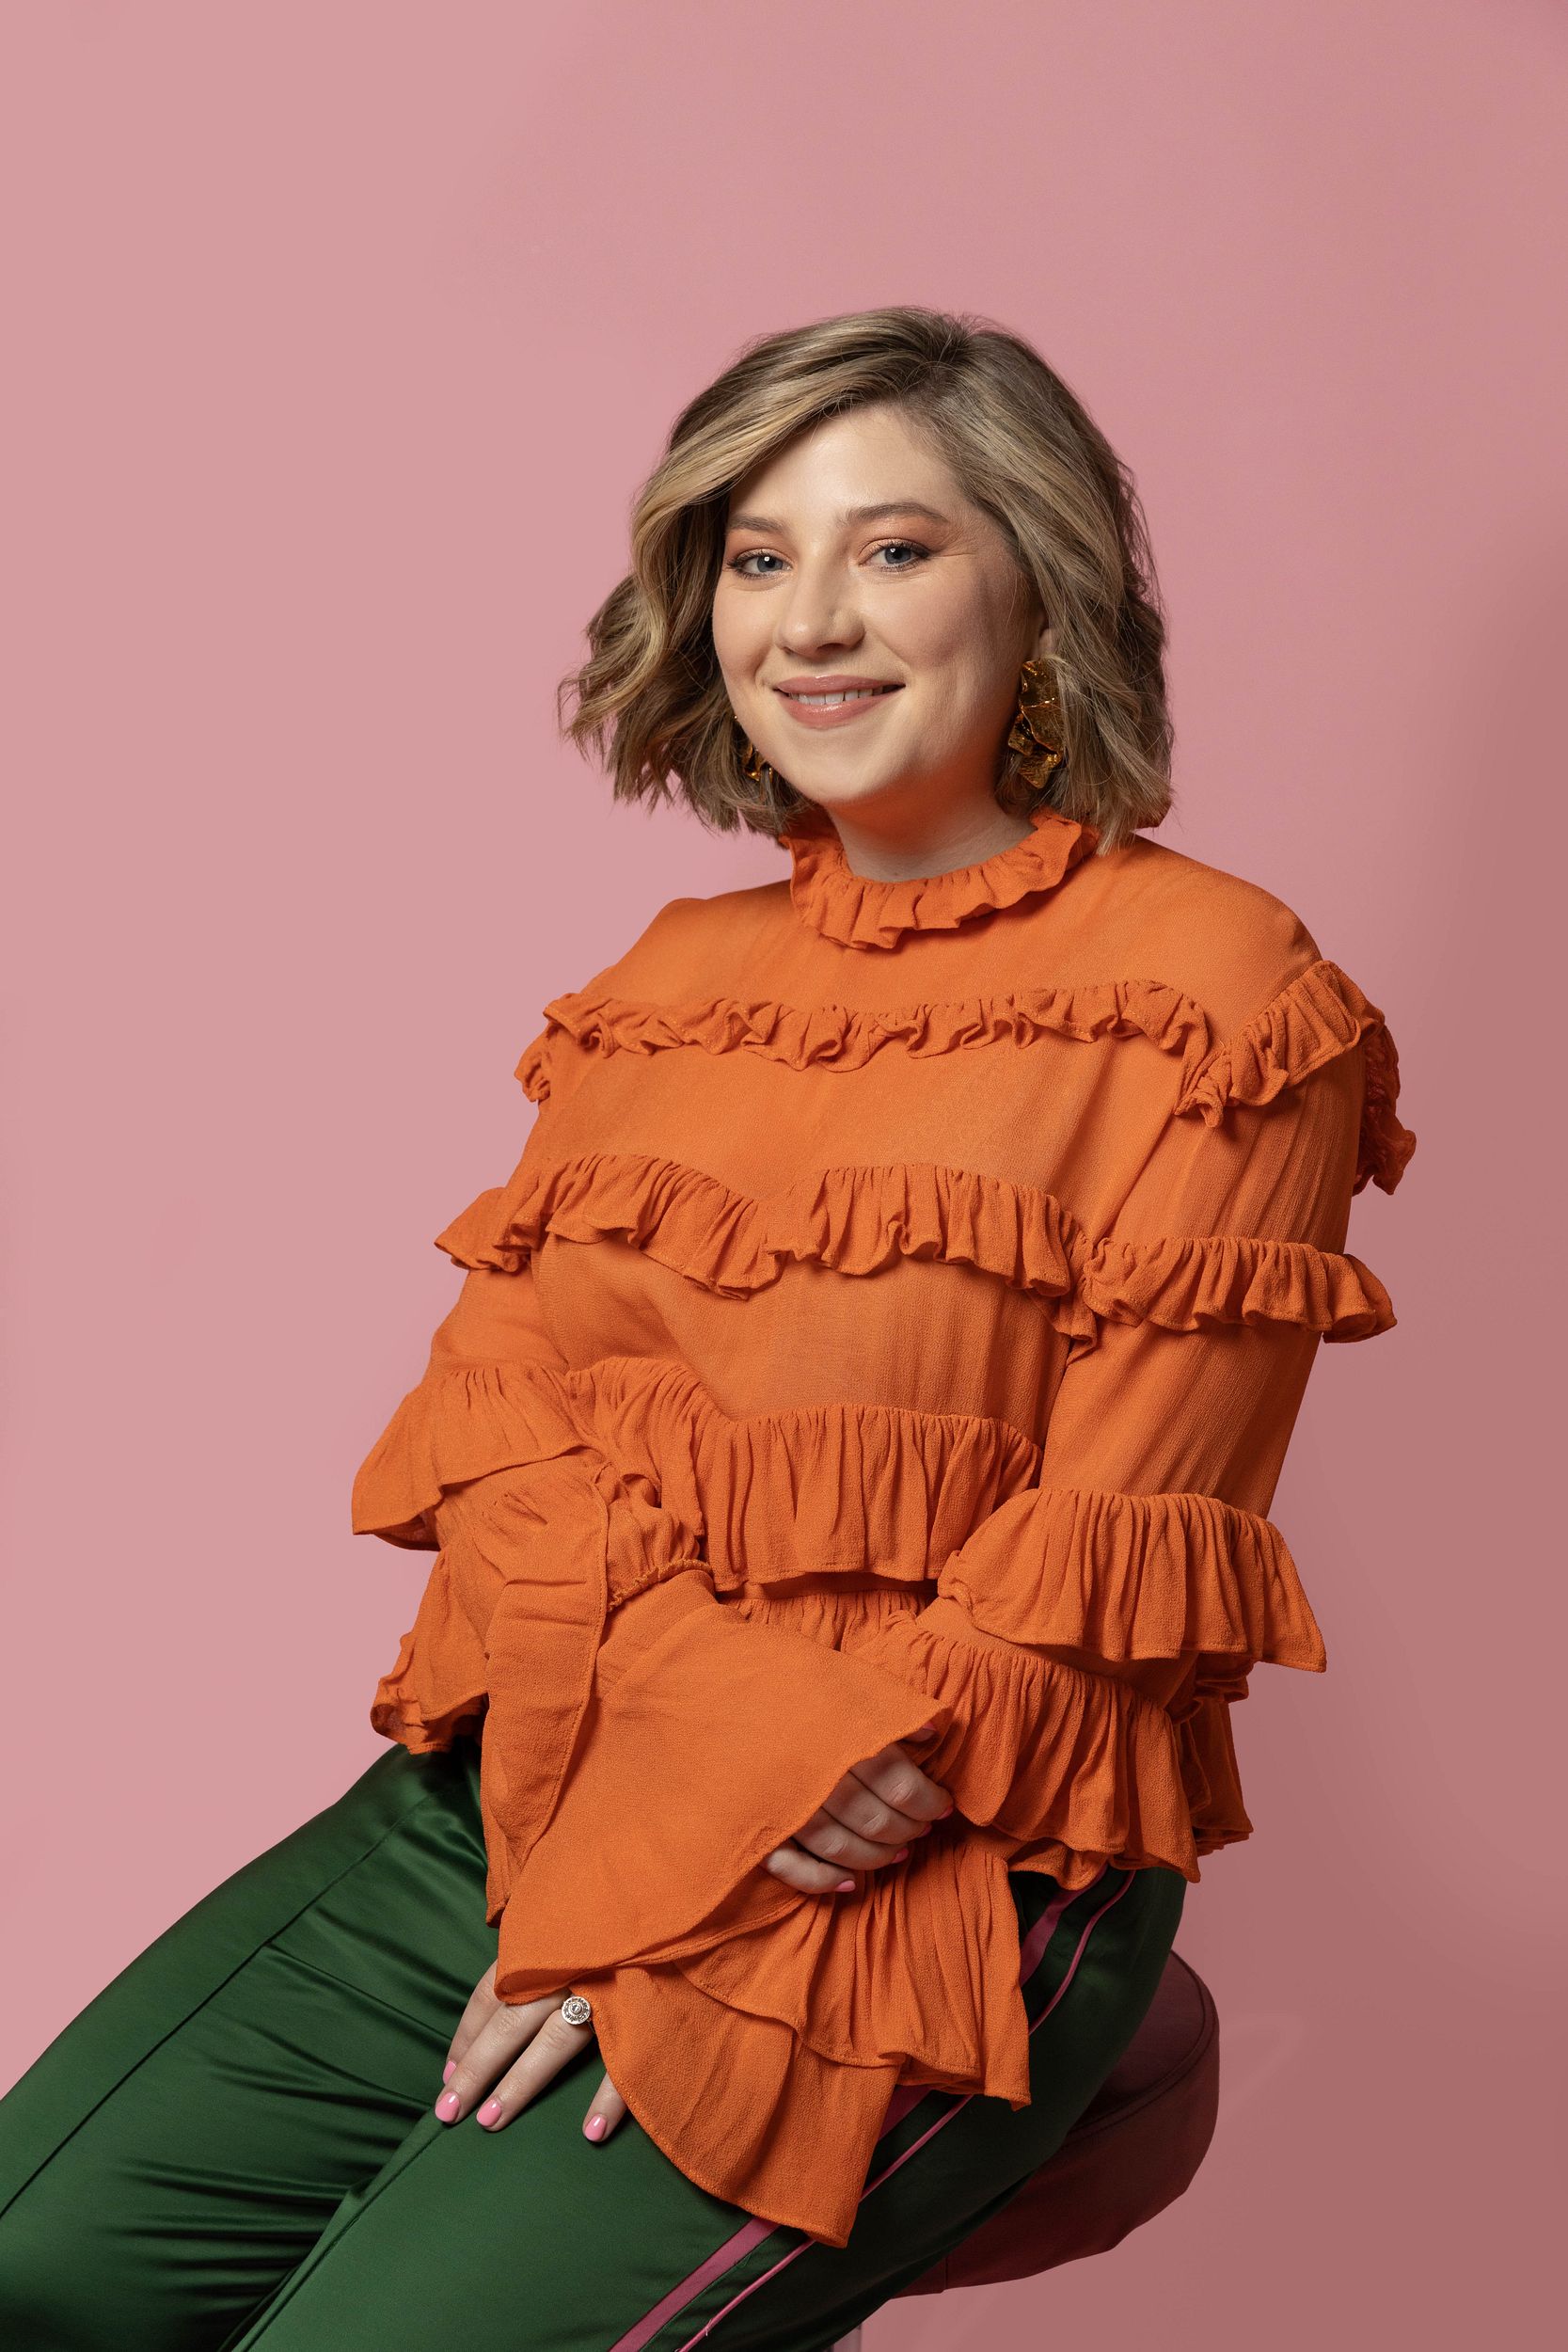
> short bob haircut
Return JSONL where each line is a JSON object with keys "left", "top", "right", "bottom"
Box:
{"left": 559, "top": 305, "right": 1174, "bottom": 854}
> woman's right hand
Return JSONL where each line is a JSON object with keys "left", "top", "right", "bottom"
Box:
{"left": 762, "top": 1725, "right": 954, "bottom": 1894}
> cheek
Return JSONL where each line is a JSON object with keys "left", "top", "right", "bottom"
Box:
{"left": 911, "top": 653, "right": 1014, "bottom": 744}
{"left": 892, "top": 589, "right": 1021, "bottom": 726}
{"left": 710, "top": 585, "right": 768, "bottom": 680}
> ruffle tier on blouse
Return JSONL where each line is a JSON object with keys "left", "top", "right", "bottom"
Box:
{"left": 427, "top": 1142, "right": 1398, "bottom": 1363}
{"left": 517, "top": 949, "right": 1414, "bottom": 1203}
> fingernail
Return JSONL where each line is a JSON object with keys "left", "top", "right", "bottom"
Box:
{"left": 584, "top": 2114, "right": 607, "bottom": 2142}
{"left": 477, "top": 2097, "right": 502, "bottom": 2127}
{"left": 893, "top": 1847, "right": 911, "bottom": 1862}
{"left": 442, "top": 2059, "right": 455, "bottom": 2084}
{"left": 937, "top": 1800, "right": 955, "bottom": 1817}
{"left": 835, "top": 1877, "right": 856, "bottom": 1892}
{"left": 435, "top": 2090, "right": 460, "bottom": 2122}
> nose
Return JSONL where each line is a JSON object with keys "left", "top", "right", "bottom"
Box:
{"left": 773, "top": 557, "right": 863, "bottom": 656}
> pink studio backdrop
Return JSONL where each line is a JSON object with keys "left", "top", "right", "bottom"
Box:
{"left": 2, "top": 4, "right": 1561, "bottom": 2343}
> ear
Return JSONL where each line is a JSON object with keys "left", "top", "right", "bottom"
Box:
{"left": 1032, "top": 618, "right": 1057, "bottom": 663}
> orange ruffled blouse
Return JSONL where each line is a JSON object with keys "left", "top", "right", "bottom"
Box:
{"left": 351, "top": 800, "right": 1416, "bottom": 2247}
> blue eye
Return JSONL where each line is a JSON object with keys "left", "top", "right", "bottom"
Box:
{"left": 726, "top": 540, "right": 931, "bottom": 580}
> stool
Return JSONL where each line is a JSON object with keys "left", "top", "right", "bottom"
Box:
{"left": 833, "top": 1948, "right": 1218, "bottom": 2349}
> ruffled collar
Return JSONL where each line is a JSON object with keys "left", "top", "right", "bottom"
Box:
{"left": 780, "top": 799, "right": 1099, "bottom": 950}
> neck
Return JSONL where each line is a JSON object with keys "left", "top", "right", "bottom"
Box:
{"left": 816, "top": 794, "right": 1037, "bottom": 882}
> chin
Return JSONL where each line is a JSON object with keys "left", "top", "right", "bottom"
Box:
{"left": 786, "top": 773, "right": 907, "bottom": 816}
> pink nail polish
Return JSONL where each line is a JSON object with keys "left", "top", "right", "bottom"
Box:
{"left": 435, "top": 2090, "right": 460, "bottom": 2122}
{"left": 893, "top": 1846, "right": 911, "bottom": 1862}
{"left": 584, "top": 2114, "right": 607, "bottom": 2141}
{"left": 442, "top": 2059, "right": 455, "bottom": 2084}
{"left": 477, "top": 2096, "right": 502, "bottom": 2127}
{"left": 835, "top": 1877, "right": 856, "bottom": 1892}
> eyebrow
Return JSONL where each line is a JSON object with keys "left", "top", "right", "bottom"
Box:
{"left": 725, "top": 500, "right": 953, "bottom": 532}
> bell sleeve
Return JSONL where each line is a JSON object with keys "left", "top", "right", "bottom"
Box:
{"left": 848, "top": 961, "right": 1417, "bottom": 1888}
{"left": 351, "top": 1191, "right": 941, "bottom": 1999}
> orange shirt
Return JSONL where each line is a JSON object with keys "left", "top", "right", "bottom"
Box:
{"left": 351, "top": 800, "right": 1416, "bottom": 2247}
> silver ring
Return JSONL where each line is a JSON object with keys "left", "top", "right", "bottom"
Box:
{"left": 560, "top": 1992, "right": 594, "bottom": 2029}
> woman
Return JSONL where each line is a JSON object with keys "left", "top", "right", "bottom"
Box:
{"left": 0, "top": 306, "right": 1416, "bottom": 2349}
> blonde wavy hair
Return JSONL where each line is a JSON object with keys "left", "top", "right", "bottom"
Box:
{"left": 558, "top": 306, "right": 1174, "bottom": 853}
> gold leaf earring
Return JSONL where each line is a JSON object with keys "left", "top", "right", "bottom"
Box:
{"left": 739, "top": 736, "right": 776, "bottom": 791}
{"left": 1006, "top": 656, "right": 1067, "bottom": 787}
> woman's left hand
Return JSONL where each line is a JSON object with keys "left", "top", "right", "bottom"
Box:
{"left": 434, "top": 1962, "right": 626, "bottom": 2143}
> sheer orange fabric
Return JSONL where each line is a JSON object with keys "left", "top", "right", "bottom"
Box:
{"left": 350, "top": 801, "right": 1416, "bottom": 2246}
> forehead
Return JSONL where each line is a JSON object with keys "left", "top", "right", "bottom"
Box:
{"left": 726, "top": 405, "right": 967, "bottom": 521}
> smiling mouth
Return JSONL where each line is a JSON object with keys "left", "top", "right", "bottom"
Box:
{"left": 773, "top": 685, "right": 902, "bottom": 708}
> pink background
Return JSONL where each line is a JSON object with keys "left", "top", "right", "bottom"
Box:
{"left": 3, "top": 3, "right": 1562, "bottom": 2341}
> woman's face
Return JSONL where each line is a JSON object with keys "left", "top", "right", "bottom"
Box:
{"left": 713, "top": 402, "right": 1050, "bottom": 834}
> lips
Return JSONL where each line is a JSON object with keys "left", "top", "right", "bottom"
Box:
{"left": 771, "top": 680, "right": 904, "bottom": 732}
{"left": 773, "top": 681, "right": 902, "bottom": 705}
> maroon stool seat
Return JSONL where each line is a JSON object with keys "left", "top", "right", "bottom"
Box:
{"left": 899, "top": 1947, "right": 1219, "bottom": 2297}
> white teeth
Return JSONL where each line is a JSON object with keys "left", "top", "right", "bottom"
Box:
{"left": 788, "top": 689, "right": 888, "bottom": 707}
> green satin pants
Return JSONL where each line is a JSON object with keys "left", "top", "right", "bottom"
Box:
{"left": 0, "top": 1735, "right": 1185, "bottom": 2351}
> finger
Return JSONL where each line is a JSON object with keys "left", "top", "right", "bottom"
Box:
{"left": 800, "top": 1749, "right": 954, "bottom": 1859}
{"left": 441, "top": 1965, "right": 502, "bottom": 2082}
{"left": 792, "top": 1802, "right": 915, "bottom": 1869}
{"left": 473, "top": 2005, "right": 598, "bottom": 2132}
{"left": 762, "top": 1838, "right": 880, "bottom": 1894}
{"left": 798, "top": 1817, "right": 914, "bottom": 1871}
{"left": 863, "top": 1736, "right": 954, "bottom": 1811}
{"left": 582, "top": 2071, "right": 628, "bottom": 2144}
{"left": 819, "top": 1772, "right": 940, "bottom": 1850}
{"left": 848, "top": 1741, "right": 955, "bottom": 1825}
{"left": 435, "top": 1994, "right": 553, "bottom": 2122}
